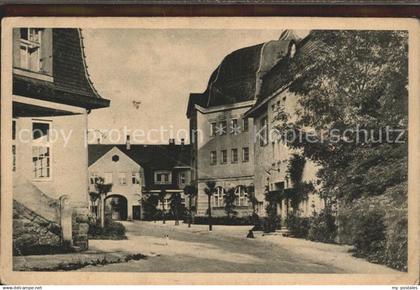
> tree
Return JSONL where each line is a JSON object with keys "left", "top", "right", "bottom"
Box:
{"left": 89, "top": 191, "right": 100, "bottom": 219}
{"left": 183, "top": 184, "right": 198, "bottom": 227}
{"left": 169, "top": 192, "right": 184, "bottom": 225}
{"left": 91, "top": 176, "right": 113, "bottom": 228}
{"left": 141, "top": 194, "right": 159, "bottom": 221}
{"left": 246, "top": 184, "right": 259, "bottom": 225}
{"left": 274, "top": 31, "right": 408, "bottom": 205}
{"left": 158, "top": 189, "right": 167, "bottom": 224}
{"left": 204, "top": 181, "right": 217, "bottom": 231}
{"left": 224, "top": 187, "right": 237, "bottom": 220}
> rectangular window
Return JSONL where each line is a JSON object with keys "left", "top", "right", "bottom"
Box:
{"left": 210, "top": 122, "right": 217, "bottom": 137}
{"left": 221, "top": 150, "right": 227, "bottom": 164}
{"left": 220, "top": 121, "right": 227, "bottom": 135}
{"left": 210, "top": 151, "right": 217, "bottom": 165}
{"left": 20, "top": 28, "right": 42, "bottom": 72}
{"left": 118, "top": 172, "right": 127, "bottom": 185}
{"left": 260, "top": 116, "right": 268, "bottom": 146}
{"left": 242, "top": 118, "right": 249, "bottom": 132}
{"left": 32, "top": 121, "right": 51, "bottom": 179}
{"left": 132, "top": 172, "right": 140, "bottom": 184}
{"left": 231, "top": 148, "right": 238, "bottom": 163}
{"left": 154, "top": 170, "right": 172, "bottom": 185}
{"left": 104, "top": 172, "right": 113, "bottom": 184}
{"left": 230, "top": 119, "right": 239, "bottom": 134}
{"left": 242, "top": 147, "right": 249, "bottom": 163}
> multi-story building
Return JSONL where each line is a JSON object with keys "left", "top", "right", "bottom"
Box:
{"left": 12, "top": 28, "right": 110, "bottom": 252}
{"left": 88, "top": 139, "right": 191, "bottom": 220}
{"left": 187, "top": 31, "right": 306, "bottom": 217}
{"left": 245, "top": 31, "right": 323, "bottom": 221}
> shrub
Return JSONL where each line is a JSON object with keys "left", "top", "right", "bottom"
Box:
{"left": 89, "top": 215, "right": 127, "bottom": 240}
{"left": 383, "top": 209, "right": 407, "bottom": 271}
{"left": 287, "top": 215, "right": 310, "bottom": 238}
{"left": 185, "top": 215, "right": 254, "bottom": 225}
{"left": 351, "top": 209, "right": 386, "bottom": 263}
{"left": 307, "top": 208, "right": 337, "bottom": 243}
{"left": 337, "top": 190, "right": 407, "bottom": 271}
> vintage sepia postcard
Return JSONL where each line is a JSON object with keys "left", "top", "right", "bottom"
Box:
{"left": 1, "top": 17, "right": 419, "bottom": 285}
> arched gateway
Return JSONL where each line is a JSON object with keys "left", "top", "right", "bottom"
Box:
{"left": 105, "top": 194, "right": 128, "bottom": 221}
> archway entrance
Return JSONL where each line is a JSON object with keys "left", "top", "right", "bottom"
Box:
{"left": 105, "top": 195, "right": 128, "bottom": 221}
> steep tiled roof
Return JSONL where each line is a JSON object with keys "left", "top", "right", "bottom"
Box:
{"left": 53, "top": 29, "right": 102, "bottom": 101}
{"left": 88, "top": 144, "right": 192, "bottom": 169}
{"left": 13, "top": 28, "right": 109, "bottom": 110}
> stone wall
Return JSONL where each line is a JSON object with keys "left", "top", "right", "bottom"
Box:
{"left": 72, "top": 208, "right": 90, "bottom": 251}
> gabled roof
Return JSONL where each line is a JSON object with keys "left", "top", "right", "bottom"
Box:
{"left": 88, "top": 144, "right": 191, "bottom": 169}
{"left": 13, "top": 28, "right": 110, "bottom": 110}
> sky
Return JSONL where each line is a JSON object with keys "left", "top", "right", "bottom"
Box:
{"left": 83, "top": 29, "right": 309, "bottom": 144}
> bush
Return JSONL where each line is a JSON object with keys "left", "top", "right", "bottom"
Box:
{"left": 383, "top": 209, "right": 407, "bottom": 271}
{"left": 307, "top": 209, "right": 337, "bottom": 243}
{"left": 337, "top": 190, "right": 407, "bottom": 271}
{"left": 351, "top": 209, "right": 386, "bottom": 263}
{"left": 287, "top": 215, "right": 310, "bottom": 238}
{"left": 185, "top": 215, "right": 254, "bottom": 225}
{"left": 88, "top": 215, "right": 127, "bottom": 240}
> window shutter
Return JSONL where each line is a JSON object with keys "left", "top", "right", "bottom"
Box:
{"left": 40, "top": 28, "right": 53, "bottom": 75}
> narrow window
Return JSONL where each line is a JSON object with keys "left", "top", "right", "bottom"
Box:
{"left": 242, "top": 147, "right": 249, "bottom": 163}
{"left": 242, "top": 118, "right": 249, "bottom": 132}
{"left": 210, "top": 151, "right": 217, "bottom": 165}
{"left": 210, "top": 122, "right": 217, "bottom": 137}
{"left": 132, "top": 172, "right": 140, "bottom": 184}
{"left": 118, "top": 172, "right": 127, "bottom": 185}
{"left": 221, "top": 150, "right": 227, "bottom": 164}
{"left": 260, "top": 116, "right": 268, "bottom": 146}
{"left": 220, "top": 121, "right": 227, "bottom": 135}
{"left": 231, "top": 148, "right": 238, "bottom": 163}
{"left": 230, "top": 119, "right": 239, "bottom": 134}
{"left": 32, "top": 121, "right": 51, "bottom": 179}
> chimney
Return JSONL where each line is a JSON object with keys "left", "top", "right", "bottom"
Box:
{"left": 181, "top": 138, "right": 185, "bottom": 145}
{"left": 126, "top": 135, "right": 131, "bottom": 150}
{"left": 169, "top": 138, "right": 175, "bottom": 145}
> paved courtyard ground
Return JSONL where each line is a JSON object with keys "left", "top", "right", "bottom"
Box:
{"left": 75, "top": 221, "right": 400, "bottom": 273}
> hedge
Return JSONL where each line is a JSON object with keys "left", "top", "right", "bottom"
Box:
{"left": 184, "top": 215, "right": 254, "bottom": 225}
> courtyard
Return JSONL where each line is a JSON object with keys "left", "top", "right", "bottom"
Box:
{"left": 75, "top": 221, "right": 399, "bottom": 273}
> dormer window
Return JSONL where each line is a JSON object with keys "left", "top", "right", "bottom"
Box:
{"left": 19, "top": 28, "right": 43, "bottom": 72}
{"left": 154, "top": 170, "right": 172, "bottom": 185}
